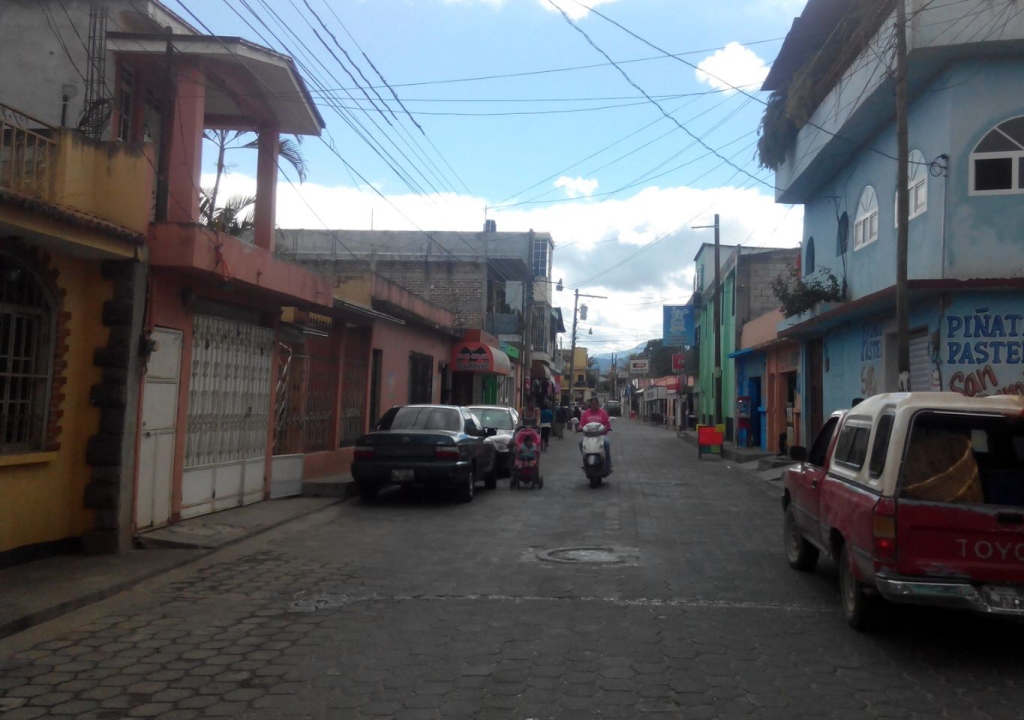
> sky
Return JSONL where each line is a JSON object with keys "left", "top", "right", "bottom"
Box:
{"left": 177, "top": 0, "right": 808, "bottom": 352}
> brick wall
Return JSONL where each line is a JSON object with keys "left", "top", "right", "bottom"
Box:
{"left": 742, "top": 251, "right": 799, "bottom": 323}
{"left": 372, "top": 260, "right": 488, "bottom": 331}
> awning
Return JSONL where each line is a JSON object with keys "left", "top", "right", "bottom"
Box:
{"left": 452, "top": 342, "right": 512, "bottom": 375}
{"left": 531, "top": 360, "right": 552, "bottom": 380}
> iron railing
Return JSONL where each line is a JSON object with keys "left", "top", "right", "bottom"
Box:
{"left": 0, "top": 104, "right": 57, "bottom": 200}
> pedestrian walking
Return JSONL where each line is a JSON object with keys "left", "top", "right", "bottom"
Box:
{"left": 540, "top": 403, "right": 554, "bottom": 450}
{"left": 554, "top": 405, "right": 568, "bottom": 439}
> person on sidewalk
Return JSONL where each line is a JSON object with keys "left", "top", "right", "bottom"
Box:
{"left": 540, "top": 403, "right": 554, "bottom": 450}
{"left": 554, "top": 405, "right": 568, "bottom": 439}
{"left": 578, "top": 397, "right": 612, "bottom": 473}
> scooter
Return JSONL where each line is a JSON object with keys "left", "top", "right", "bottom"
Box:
{"left": 580, "top": 421, "right": 610, "bottom": 488}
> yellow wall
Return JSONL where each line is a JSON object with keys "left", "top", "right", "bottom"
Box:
{"left": 52, "top": 131, "right": 155, "bottom": 235}
{"left": 334, "top": 274, "right": 372, "bottom": 307}
{"left": 0, "top": 253, "right": 111, "bottom": 553}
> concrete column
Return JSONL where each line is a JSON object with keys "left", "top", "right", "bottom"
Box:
{"left": 166, "top": 66, "right": 206, "bottom": 224}
{"left": 254, "top": 129, "right": 279, "bottom": 252}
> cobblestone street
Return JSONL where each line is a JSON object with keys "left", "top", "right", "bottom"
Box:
{"left": 4, "top": 419, "right": 1024, "bottom": 719}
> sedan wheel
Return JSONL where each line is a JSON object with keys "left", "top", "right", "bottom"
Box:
{"left": 458, "top": 467, "right": 475, "bottom": 503}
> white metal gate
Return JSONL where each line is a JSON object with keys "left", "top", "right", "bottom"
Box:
{"left": 181, "top": 315, "right": 274, "bottom": 519}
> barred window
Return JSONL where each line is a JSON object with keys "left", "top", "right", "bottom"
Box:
{"left": 1, "top": 254, "right": 54, "bottom": 454}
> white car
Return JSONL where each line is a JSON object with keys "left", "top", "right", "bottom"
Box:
{"left": 467, "top": 405, "right": 519, "bottom": 477}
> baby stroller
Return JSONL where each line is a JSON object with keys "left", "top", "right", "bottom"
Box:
{"left": 510, "top": 426, "right": 544, "bottom": 489}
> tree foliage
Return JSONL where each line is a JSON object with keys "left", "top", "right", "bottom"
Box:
{"left": 770, "top": 264, "right": 845, "bottom": 318}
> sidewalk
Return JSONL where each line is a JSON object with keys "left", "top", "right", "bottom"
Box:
{"left": 677, "top": 428, "right": 797, "bottom": 483}
{"left": 0, "top": 496, "right": 340, "bottom": 640}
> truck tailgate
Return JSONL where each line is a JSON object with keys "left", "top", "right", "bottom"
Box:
{"left": 897, "top": 501, "right": 1024, "bottom": 583}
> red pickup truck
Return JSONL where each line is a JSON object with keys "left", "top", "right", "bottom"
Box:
{"left": 782, "top": 392, "right": 1024, "bottom": 630}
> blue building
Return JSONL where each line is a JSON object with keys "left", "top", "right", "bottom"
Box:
{"left": 762, "top": 0, "right": 1024, "bottom": 439}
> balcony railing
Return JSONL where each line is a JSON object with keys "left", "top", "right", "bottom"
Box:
{"left": 0, "top": 104, "right": 57, "bottom": 200}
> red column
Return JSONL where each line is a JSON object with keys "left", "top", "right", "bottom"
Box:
{"left": 166, "top": 66, "right": 206, "bottom": 224}
{"left": 254, "top": 128, "right": 279, "bottom": 252}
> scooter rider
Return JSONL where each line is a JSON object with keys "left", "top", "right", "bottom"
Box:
{"left": 578, "top": 397, "right": 612, "bottom": 473}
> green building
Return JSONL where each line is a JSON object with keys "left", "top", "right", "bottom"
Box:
{"left": 693, "top": 244, "right": 799, "bottom": 440}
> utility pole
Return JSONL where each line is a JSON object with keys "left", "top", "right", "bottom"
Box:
{"left": 566, "top": 288, "right": 607, "bottom": 407}
{"left": 612, "top": 353, "right": 617, "bottom": 401}
{"left": 895, "top": 0, "right": 911, "bottom": 391}
{"left": 693, "top": 214, "right": 723, "bottom": 425}
{"left": 567, "top": 290, "right": 580, "bottom": 407}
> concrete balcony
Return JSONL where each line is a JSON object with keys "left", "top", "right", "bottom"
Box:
{"left": 0, "top": 102, "right": 153, "bottom": 257}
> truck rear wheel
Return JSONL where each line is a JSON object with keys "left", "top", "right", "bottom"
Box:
{"left": 839, "top": 545, "right": 877, "bottom": 632}
{"left": 784, "top": 506, "right": 819, "bottom": 571}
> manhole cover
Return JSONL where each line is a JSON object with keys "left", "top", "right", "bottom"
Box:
{"left": 536, "top": 546, "right": 638, "bottom": 564}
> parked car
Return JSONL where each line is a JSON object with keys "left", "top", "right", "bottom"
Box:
{"left": 783, "top": 392, "right": 1024, "bottom": 631}
{"left": 352, "top": 405, "right": 498, "bottom": 503}
{"left": 467, "top": 405, "right": 518, "bottom": 477}
{"left": 605, "top": 400, "right": 622, "bottom": 417}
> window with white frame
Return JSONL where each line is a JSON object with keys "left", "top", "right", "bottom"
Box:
{"left": 1, "top": 254, "right": 54, "bottom": 455}
{"left": 532, "top": 235, "right": 551, "bottom": 278}
{"left": 895, "top": 149, "right": 928, "bottom": 226}
{"left": 970, "top": 116, "right": 1024, "bottom": 194}
{"left": 854, "top": 185, "right": 879, "bottom": 250}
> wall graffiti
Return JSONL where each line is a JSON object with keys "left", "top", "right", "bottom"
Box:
{"left": 945, "top": 304, "right": 1024, "bottom": 397}
{"left": 861, "top": 364, "right": 877, "bottom": 397}
{"left": 861, "top": 321, "right": 882, "bottom": 362}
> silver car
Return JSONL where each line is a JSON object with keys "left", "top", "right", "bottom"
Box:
{"left": 467, "top": 405, "right": 518, "bottom": 477}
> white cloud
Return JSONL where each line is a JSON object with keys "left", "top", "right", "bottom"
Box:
{"left": 210, "top": 173, "right": 802, "bottom": 352}
{"left": 554, "top": 175, "right": 599, "bottom": 198}
{"left": 695, "top": 42, "right": 770, "bottom": 95}
{"left": 541, "top": 0, "right": 620, "bottom": 21}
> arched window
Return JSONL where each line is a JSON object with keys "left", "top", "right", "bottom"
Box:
{"left": 854, "top": 186, "right": 878, "bottom": 250}
{"left": 895, "top": 149, "right": 928, "bottom": 226}
{"left": 837, "top": 211, "right": 849, "bottom": 254}
{"left": 0, "top": 253, "right": 55, "bottom": 454}
{"left": 805, "top": 236, "right": 815, "bottom": 275}
{"left": 971, "top": 117, "right": 1024, "bottom": 194}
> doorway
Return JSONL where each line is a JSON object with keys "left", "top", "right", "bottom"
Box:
{"left": 135, "top": 328, "right": 182, "bottom": 531}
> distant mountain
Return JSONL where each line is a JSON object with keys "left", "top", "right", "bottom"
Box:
{"left": 587, "top": 342, "right": 650, "bottom": 373}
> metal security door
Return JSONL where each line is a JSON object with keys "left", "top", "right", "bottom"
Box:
{"left": 135, "top": 328, "right": 181, "bottom": 530}
{"left": 909, "top": 331, "right": 931, "bottom": 392}
{"left": 181, "top": 315, "right": 274, "bottom": 519}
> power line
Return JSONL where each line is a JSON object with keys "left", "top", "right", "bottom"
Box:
{"left": 505, "top": 96, "right": 756, "bottom": 209}
{"left": 314, "top": 36, "right": 789, "bottom": 90}
{"left": 547, "top": 0, "right": 772, "bottom": 190}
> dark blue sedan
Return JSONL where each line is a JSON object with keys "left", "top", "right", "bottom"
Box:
{"left": 351, "top": 405, "right": 498, "bottom": 502}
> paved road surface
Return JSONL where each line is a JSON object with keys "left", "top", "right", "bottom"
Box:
{"left": 3, "top": 419, "right": 1024, "bottom": 719}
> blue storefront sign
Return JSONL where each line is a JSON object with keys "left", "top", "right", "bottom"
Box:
{"left": 663, "top": 305, "right": 694, "bottom": 348}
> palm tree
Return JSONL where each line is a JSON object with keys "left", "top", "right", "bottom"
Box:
{"left": 203, "top": 130, "right": 308, "bottom": 231}
{"left": 199, "top": 191, "right": 256, "bottom": 236}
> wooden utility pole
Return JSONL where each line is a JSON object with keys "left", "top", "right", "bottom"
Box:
{"left": 154, "top": 28, "right": 175, "bottom": 222}
{"left": 567, "top": 289, "right": 580, "bottom": 407}
{"left": 566, "top": 288, "right": 607, "bottom": 407}
{"left": 895, "top": 0, "right": 911, "bottom": 390}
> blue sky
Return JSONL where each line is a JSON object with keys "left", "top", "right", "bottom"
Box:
{"left": 183, "top": 0, "right": 806, "bottom": 350}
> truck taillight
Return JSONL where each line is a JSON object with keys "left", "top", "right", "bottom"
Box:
{"left": 435, "top": 445, "right": 460, "bottom": 459}
{"left": 872, "top": 497, "right": 897, "bottom": 564}
{"left": 353, "top": 447, "right": 374, "bottom": 460}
